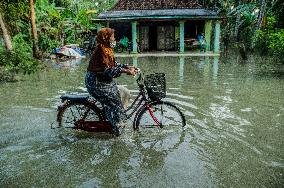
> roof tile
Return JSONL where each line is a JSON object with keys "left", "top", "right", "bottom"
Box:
{"left": 111, "top": 0, "right": 203, "bottom": 10}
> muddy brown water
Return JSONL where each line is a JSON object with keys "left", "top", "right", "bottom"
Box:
{"left": 0, "top": 56, "right": 283, "bottom": 187}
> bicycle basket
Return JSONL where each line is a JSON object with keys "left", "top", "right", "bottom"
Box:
{"left": 144, "top": 73, "right": 166, "bottom": 101}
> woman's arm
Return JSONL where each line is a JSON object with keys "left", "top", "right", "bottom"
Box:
{"left": 104, "top": 64, "right": 137, "bottom": 78}
{"left": 103, "top": 57, "right": 136, "bottom": 77}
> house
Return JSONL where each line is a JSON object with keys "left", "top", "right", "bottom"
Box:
{"left": 94, "top": 0, "right": 221, "bottom": 54}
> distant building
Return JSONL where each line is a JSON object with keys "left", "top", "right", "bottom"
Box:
{"left": 94, "top": 0, "right": 221, "bottom": 53}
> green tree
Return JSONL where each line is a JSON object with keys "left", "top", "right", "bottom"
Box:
{"left": 0, "top": 9, "right": 13, "bottom": 51}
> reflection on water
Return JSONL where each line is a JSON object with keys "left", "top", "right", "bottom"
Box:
{"left": 0, "top": 56, "right": 283, "bottom": 187}
{"left": 213, "top": 57, "right": 219, "bottom": 81}
{"left": 48, "top": 57, "right": 88, "bottom": 70}
{"left": 179, "top": 57, "right": 185, "bottom": 82}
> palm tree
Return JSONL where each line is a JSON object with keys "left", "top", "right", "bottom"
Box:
{"left": 0, "top": 9, "right": 12, "bottom": 51}
{"left": 30, "top": 0, "right": 40, "bottom": 58}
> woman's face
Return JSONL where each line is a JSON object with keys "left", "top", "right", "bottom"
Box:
{"left": 109, "top": 33, "right": 116, "bottom": 48}
{"left": 110, "top": 33, "right": 115, "bottom": 42}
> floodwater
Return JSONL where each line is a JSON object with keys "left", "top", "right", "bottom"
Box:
{"left": 0, "top": 56, "right": 283, "bottom": 187}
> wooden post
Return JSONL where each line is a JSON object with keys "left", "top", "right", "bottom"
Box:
{"left": 179, "top": 21, "right": 185, "bottom": 53}
{"left": 132, "top": 21, "right": 138, "bottom": 53}
{"left": 205, "top": 20, "right": 212, "bottom": 51}
{"left": 214, "top": 21, "right": 221, "bottom": 53}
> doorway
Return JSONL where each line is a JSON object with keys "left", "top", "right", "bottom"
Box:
{"left": 149, "top": 25, "right": 157, "bottom": 51}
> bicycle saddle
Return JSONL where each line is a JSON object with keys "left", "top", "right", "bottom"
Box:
{"left": 60, "top": 94, "right": 89, "bottom": 102}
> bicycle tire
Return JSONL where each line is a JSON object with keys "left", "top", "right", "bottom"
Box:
{"left": 57, "top": 101, "right": 103, "bottom": 129}
{"left": 133, "top": 101, "right": 186, "bottom": 131}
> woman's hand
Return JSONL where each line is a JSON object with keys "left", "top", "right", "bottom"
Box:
{"left": 127, "top": 67, "right": 138, "bottom": 76}
{"left": 121, "top": 66, "right": 139, "bottom": 76}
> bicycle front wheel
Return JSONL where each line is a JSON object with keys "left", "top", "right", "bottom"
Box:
{"left": 134, "top": 101, "right": 186, "bottom": 131}
{"left": 57, "top": 101, "right": 102, "bottom": 129}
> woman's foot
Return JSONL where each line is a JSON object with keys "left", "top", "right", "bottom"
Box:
{"left": 112, "top": 127, "right": 121, "bottom": 136}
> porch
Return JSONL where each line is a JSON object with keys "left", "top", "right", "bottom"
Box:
{"left": 95, "top": 0, "right": 221, "bottom": 54}
{"left": 115, "top": 51, "right": 220, "bottom": 57}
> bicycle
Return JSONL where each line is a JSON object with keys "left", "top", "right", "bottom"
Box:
{"left": 55, "top": 70, "right": 186, "bottom": 133}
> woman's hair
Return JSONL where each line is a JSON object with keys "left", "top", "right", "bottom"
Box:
{"left": 96, "top": 28, "right": 115, "bottom": 46}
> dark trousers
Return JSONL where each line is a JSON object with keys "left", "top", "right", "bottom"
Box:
{"left": 85, "top": 71, "right": 126, "bottom": 131}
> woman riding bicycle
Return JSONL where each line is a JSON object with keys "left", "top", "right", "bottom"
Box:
{"left": 85, "top": 28, "right": 137, "bottom": 136}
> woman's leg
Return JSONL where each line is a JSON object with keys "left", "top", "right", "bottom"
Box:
{"left": 85, "top": 73, "right": 126, "bottom": 135}
{"left": 98, "top": 87, "right": 126, "bottom": 135}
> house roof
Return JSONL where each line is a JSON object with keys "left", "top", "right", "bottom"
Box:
{"left": 97, "top": 9, "right": 219, "bottom": 20}
{"left": 111, "top": 0, "right": 203, "bottom": 10}
{"left": 96, "top": 0, "right": 220, "bottom": 21}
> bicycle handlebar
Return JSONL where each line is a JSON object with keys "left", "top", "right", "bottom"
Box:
{"left": 129, "top": 67, "right": 145, "bottom": 90}
{"left": 134, "top": 68, "right": 142, "bottom": 82}
{"left": 124, "top": 66, "right": 144, "bottom": 88}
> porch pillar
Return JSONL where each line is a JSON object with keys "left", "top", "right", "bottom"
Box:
{"left": 205, "top": 20, "right": 212, "bottom": 51}
{"left": 214, "top": 21, "right": 221, "bottom": 53}
{"left": 131, "top": 21, "right": 138, "bottom": 53}
{"left": 97, "top": 23, "right": 102, "bottom": 33}
{"left": 179, "top": 21, "right": 185, "bottom": 53}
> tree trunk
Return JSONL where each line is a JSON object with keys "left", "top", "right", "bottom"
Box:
{"left": 255, "top": 0, "right": 267, "bottom": 31}
{"left": 30, "top": 0, "right": 40, "bottom": 58}
{"left": 0, "top": 10, "right": 12, "bottom": 51}
{"left": 234, "top": 0, "right": 241, "bottom": 41}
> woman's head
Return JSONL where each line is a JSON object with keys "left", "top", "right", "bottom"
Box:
{"left": 96, "top": 28, "right": 115, "bottom": 47}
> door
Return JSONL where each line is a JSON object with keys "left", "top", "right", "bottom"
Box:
{"left": 139, "top": 26, "right": 149, "bottom": 51}
{"left": 157, "top": 26, "right": 175, "bottom": 50}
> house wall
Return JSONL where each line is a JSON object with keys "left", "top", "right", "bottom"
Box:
{"left": 139, "top": 21, "right": 178, "bottom": 51}
{"left": 108, "top": 19, "right": 211, "bottom": 52}
{"left": 109, "top": 22, "right": 132, "bottom": 41}
{"left": 185, "top": 20, "right": 205, "bottom": 38}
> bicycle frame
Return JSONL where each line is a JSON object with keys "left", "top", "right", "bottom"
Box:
{"left": 125, "top": 70, "right": 165, "bottom": 128}
{"left": 91, "top": 72, "right": 162, "bottom": 129}
{"left": 57, "top": 71, "right": 162, "bottom": 131}
{"left": 124, "top": 89, "right": 161, "bottom": 127}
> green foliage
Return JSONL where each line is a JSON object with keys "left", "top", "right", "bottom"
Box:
{"left": 33, "top": 0, "right": 103, "bottom": 51}
{"left": 0, "top": 0, "right": 118, "bottom": 81}
{"left": 204, "top": 0, "right": 283, "bottom": 62}
{"left": 268, "top": 0, "right": 284, "bottom": 28}
{"left": 267, "top": 29, "right": 284, "bottom": 60}
{"left": 0, "top": 34, "right": 40, "bottom": 81}
{"left": 252, "top": 16, "right": 284, "bottom": 62}
{"left": 0, "top": 0, "right": 115, "bottom": 54}
{"left": 12, "top": 33, "right": 32, "bottom": 55}
{"left": 253, "top": 29, "right": 268, "bottom": 54}
{"left": 0, "top": 0, "right": 30, "bottom": 35}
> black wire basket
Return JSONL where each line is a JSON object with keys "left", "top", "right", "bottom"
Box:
{"left": 144, "top": 73, "right": 166, "bottom": 101}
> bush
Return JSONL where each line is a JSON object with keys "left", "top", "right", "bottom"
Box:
{"left": 0, "top": 34, "right": 41, "bottom": 81}
{"left": 253, "top": 29, "right": 269, "bottom": 54}
{"left": 268, "top": 29, "right": 284, "bottom": 60}
{"left": 252, "top": 16, "right": 284, "bottom": 62}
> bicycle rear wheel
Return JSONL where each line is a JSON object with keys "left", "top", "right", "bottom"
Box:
{"left": 134, "top": 101, "right": 186, "bottom": 131}
{"left": 57, "top": 101, "right": 103, "bottom": 129}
